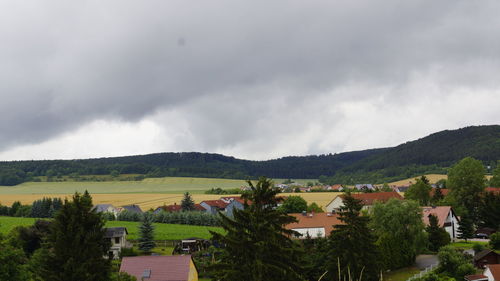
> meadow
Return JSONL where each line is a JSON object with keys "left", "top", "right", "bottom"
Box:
{"left": 0, "top": 176, "right": 315, "bottom": 194}
{"left": 0, "top": 216, "right": 223, "bottom": 240}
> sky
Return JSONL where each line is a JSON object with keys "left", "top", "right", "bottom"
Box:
{"left": 1, "top": 0, "right": 500, "bottom": 161}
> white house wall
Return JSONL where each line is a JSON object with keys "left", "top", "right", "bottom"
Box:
{"left": 292, "top": 227, "right": 326, "bottom": 239}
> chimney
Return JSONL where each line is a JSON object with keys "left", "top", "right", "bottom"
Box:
{"left": 301, "top": 211, "right": 307, "bottom": 216}
{"left": 326, "top": 212, "right": 332, "bottom": 217}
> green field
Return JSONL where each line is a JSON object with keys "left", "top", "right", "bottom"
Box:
{"left": 0, "top": 176, "right": 315, "bottom": 194}
{"left": 0, "top": 216, "right": 223, "bottom": 240}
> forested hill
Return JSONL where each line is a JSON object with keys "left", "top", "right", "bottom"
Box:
{"left": 1, "top": 125, "right": 500, "bottom": 185}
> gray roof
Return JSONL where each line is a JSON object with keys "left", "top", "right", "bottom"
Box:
{"left": 121, "top": 205, "right": 143, "bottom": 213}
{"left": 93, "top": 204, "right": 115, "bottom": 213}
{"left": 104, "top": 227, "right": 128, "bottom": 238}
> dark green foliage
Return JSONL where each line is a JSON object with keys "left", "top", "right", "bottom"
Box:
{"left": 371, "top": 199, "right": 426, "bottom": 270}
{"left": 36, "top": 191, "right": 111, "bottom": 281}
{"left": 205, "top": 187, "right": 242, "bottom": 194}
{"left": 154, "top": 211, "right": 219, "bottom": 226}
{"left": 448, "top": 157, "right": 486, "bottom": 219}
{"left": 30, "top": 197, "right": 63, "bottom": 218}
{"left": 181, "top": 192, "right": 195, "bottom": 211}
{"left": 0, "top": 126, "right": 500, "bottom": 184}
{"left": 472, "top": 243, "right": 485, "bottom": 254}
{"left": 0, "top": 233, "right": 31, "bottom": 281}
{"left": 110, "top": 272, "right": 137, "bottom": 281}
{"left": 457, "top": 212, "right": 474, "bottom": 242}
{"left": 426, "top": 214, "right": 450, "bottom": 252}
{"left": 405, "top": 176, "right": 432, "bottom": 206}
{"left": 431, "top": 186, "right": 444, "bottom": 204}
{"left": 138, "top": 212, "right": 156, "bottom": 252}
{"left": 490, "top": 232, "right": 500, "bottom": 250}
{"left": 436, "top": 246, "right": 475, "bottom": 279}
{"left": 11, "top": 220, "right": 52, "bottom": 256}
{"left": 116, "top": 210, "right": 143, "bottom": 221}
{"left": 278, "top": 196, "right": 308, "bottom": 213}
{"left": 301, "top": 237, "right": 329, "bottom": 281}
{"left": 326, "top": 192, "right": 381, "bottom": 281}
{"left": 210, "top": 177, "right": 304, "bottom": 281}
{"left": 478, "top": 191, "right": 500, "bottom": 230}
{"left": 489, "top": 164, "right": 500, "bottom": 187}
{"left": 307, "top": 202, "right": 323, "bottom": 213}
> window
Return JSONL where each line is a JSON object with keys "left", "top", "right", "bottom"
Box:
{"left": 115, "top": 237, "right": 120, "bottom": 244}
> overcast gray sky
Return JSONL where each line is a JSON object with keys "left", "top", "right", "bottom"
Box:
{"left": 1, "top": 0, "right": 500, "bottom": 161}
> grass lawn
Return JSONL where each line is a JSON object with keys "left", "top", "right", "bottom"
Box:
{"left": 449, "top": 241, "right": 488, "bottom": 249}
{"left": 384, "top": 267, "right": 421, "bottom": 281}
{"left": 1, "top": 216, "right": 223, "bottom": 240}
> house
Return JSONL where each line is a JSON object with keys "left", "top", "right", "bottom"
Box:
{"left": 394, "top": 185, "right": 410, "bottom": 192}
{"left": 120, "top": 255, "right": 198, "bottom": 281}
{"left": 225, "top": 198, "right": 249, "bottom": 217}
{"left": 485, "top": 187, "right": 500, "bottom": 194}
{"left": 119, "top": 204, "right": 143, "bottom": 214}
{"left": 474, "top": 249, "right": 500, "bottom": 268}
{"left": 484, "top": 264, "right": 500, "bottom": 281}
{"left": 285, "top": 212, "right": 342, "bottom": 239}
{"left": 93, "top": 204, "right": 119, "bottom": 216}
{"left": 354, "top": 184, "right": 375, "bottom": 191}
{"left": 104, "top": 227, "right": 129, "bottom": 259}
{"left": 199, "top": 200, "right": 229, "bottom": 214}
{"left": 421, "top": 206, "right": 459, "bottom": 240}
{"left": 327, "top": 184, "right": 344, "bottom": 191}
{"left": 429, "top": 188, "right": 450, "bottom": 197}
{"left": 465, "top": 275, "right": 489, "bottom": 281}
{"left": 325, "top": 192, "right": 404, "bottom": 213}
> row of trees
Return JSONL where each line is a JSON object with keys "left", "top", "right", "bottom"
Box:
{"left": 0, "top": 198, "right": 63, "bottom": 218}
{"left": 116, "top": 210, "right": 220, "bottom": 226}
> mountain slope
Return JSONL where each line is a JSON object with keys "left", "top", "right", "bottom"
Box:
{"left": 0, "top": 125, "right": 499, "bottom": 185}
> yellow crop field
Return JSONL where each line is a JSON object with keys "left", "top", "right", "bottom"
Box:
{"left": 0, "top": 192, "right": 341, "bottom": 211}
{"left": 389, "top": 174, "right": 492, "bottom": 186}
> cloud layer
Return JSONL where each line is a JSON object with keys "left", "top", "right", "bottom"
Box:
{"left": 1, "top": 0, "right": 500, "bottom": 160}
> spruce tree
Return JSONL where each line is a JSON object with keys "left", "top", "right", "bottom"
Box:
{"left": 457, "top": 212, "right": 474, "bottom": 242}
{"left": 210, "top": 177, "right": 304, "bottom": 281}
{"left": 326, "top": 192, "right": 381, "bottom": 281}
{"left": 138, "top": 212, "right": 156, "bottom": 252}
{"left": 432, "top": 186, "right": 444, "bottom": 204}
{"left": 181, "top": 192, "right": 195, "bottom": 211}
{"left": 426, "top": 214, "right": 450, "bottom": 252}
{"left": 37, "top": 191, "right": 111, "bottom": 281}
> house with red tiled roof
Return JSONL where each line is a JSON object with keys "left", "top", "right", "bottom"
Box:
{"left": 484, "top": 264, "right": 500, "bottom": 281}
{"left": 200, "top": 200, "right": 229, "bottom": 214}
{"left": 325, "top": 192, "right": 404, "bottom": 213}
{"left": 327, "top": 184, "right": 344, "bottom": 191}
{"left": 474, "top": 249, "right": 500, "bottom": 268}
{"left": 285, "top": 212, "right": 342, "bottom": 239}
{"left": 421, "top": 206, "right": 459, "bottom": 240}
{"left": 429, "top": 188, "right": 450, "bottom": 197}
{"left": 485, "top": 187, "right": 500, "bottom": 194}
{"left": 120, "top": 255, "right": 198, "bottom": 281}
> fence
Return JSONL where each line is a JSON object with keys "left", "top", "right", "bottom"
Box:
{"left": 407, "top": 263, "right": 437, "bottom": 281}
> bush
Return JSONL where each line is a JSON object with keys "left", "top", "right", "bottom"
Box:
{"left": 490, "top": 232, "right": 500, "bottom": 250}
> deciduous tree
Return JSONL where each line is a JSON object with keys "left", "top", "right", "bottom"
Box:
{"left": 278, "top": 196, "right": 307, "bottom": 213}
{"left": 405, "top": 176, "right": 432, "bottom": 206}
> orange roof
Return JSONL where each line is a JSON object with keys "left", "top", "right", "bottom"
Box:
{"left": 485, "top": 187, "right": 500, "bottom": 194}
{"left": 422, "top": 206, "right": 453, "bottom": 227}
{"left": 429, "top": 188, "right": 450, "bottom": 197}
{"left": 343, "top": 192, "right": 403, "bottom": 205}
{"left": 285, "top": 213, "right": 342, "bottom": 237}
{"left": 200, "top": 200, "right": 229, "bottom": 209}
{"left": 488, "top": 264, "right": 500, "bottom": 281}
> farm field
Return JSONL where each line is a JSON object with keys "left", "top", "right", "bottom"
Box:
{"left": 389, "top": 173, "right": 492, "bottom": 186}
{"left": 0, "top": 176, "right": 316, "bottom": 195}
{"left": 0, "top": 192, "right": 341, "bottom": 210}
{"left": 0, "top": 216, "right": 223, "bottom": 240}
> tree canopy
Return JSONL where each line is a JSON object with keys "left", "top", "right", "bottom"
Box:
{"left": 210, "top": 177, "right": 304, "bottom": 281}
{"left": 405, "top": 176, "right": 432, "bottom": 206}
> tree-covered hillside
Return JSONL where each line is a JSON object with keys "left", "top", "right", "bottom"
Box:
{"left": 1, "top": 125, "right": 500, "bottom": 185}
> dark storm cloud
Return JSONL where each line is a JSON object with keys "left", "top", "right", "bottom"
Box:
{"left": 1, "top": 0, "right": 500, "bottom": 157}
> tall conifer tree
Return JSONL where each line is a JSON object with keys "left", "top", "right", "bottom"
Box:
{"left": 138, "top": 212, "right": 156, "bottom": 252}
{"left": 211, "top": 177, "right": 304, "bottom": 281}
{"left": 37, "top": 191, "right": 111, "bottom": 281}
{"left": 326, "top": 192, "right": 381, "bottom": 281}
